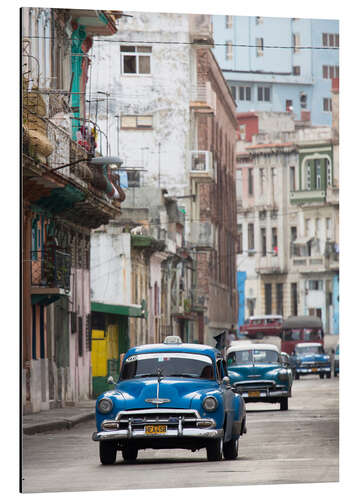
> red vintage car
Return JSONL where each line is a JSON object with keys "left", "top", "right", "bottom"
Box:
{"left": 240, "top": 315, "right": 283, "bottom": 339}
{"left": 281, "top": 316, "right": 324, "bottom": 355}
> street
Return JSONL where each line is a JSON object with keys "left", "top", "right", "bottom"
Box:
{"left": 22, "top": 375, "right": 339, "bottom": 493}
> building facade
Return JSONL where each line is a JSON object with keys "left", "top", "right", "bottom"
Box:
{"left": 90, "top": 11, "right": 238, "bottom": 345}
{"left": 236, "top": 110, "right": 339, "bottom": 334}
{"left": 22, "top": 8, "right": 124, "bottom": 412}
{"left": 213, "top": 15, "right": 339, "bottom": 126}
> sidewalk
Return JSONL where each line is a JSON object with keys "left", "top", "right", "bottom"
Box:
{"left": 22, "top": 400, "right": 96, "bottom": 435}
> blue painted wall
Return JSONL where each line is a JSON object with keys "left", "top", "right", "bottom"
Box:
{"left": 237, "top": 271, "right": 247, "bottom": 335}
{"left": 213, "top": 16, "right": 339, "bottom": 126}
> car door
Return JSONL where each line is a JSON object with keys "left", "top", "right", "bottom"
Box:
{"left": 218, "top": 358, "right": 235, "bottom": 441}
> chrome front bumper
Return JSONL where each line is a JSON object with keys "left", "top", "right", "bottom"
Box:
{"left": 92, "top": 428, "right": 224, "bottom": 442}
{"left": 296, "top": 366, "right": 331, "bottom": 374}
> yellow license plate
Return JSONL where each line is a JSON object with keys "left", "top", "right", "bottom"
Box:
{"left": 248, "top": 391, "right": 260, "bottom": 397}
{"left": 145, "top": 425, "right": 167, "bottom": 435}
{"left": 312, "top": 368, "right": 318, "bottom": 372}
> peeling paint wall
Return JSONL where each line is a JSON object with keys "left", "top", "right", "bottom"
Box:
{"left": 90, "top": 12, "right": 195, "bottom": 196}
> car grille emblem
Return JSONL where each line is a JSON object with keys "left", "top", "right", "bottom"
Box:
{"left": 145, "top": 398, "right": 171, "bottom": 405}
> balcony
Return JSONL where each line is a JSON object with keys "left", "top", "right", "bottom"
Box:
{"left": 291, "top": 256, "right": 327, "bottom": 273}
{"left": 190, "top": 83, "right": 216, "bottom": 114}
{"left": 189, "top": 221, "right": 214, "bottom": 250}
{"left": 189, "top": 151, "right": 214, "bottom": 183}
{"left": 289, "top": 190, "right": 326, "bottom": 204}
{"left": 190, "top": 289, "right": 207, "bottom": 311}
{"left": 31, "top": 249, "right": 71, "bottom": 305}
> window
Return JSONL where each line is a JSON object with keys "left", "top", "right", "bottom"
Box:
{"left": 293, "top": 66, "right": 301, "bottom": 75}
{"left": 121, "top": 46, "right": 152, "bottom": 75}
{"left": 261, "top": 227, "right": 267, "bottom": 256}
{"left": 239, "top": 124, "right": 246, "bottom": 140}
{"left": 322, "top": 33, "right": 339, "bottom": 48}
{"left": 226, "top": 41, "right": 233, "bottom": 60}
{"left": 326, "top": 217, "right": 332, "bottom": 238}
{"left": 256, "top": 38, "right": 264, "bottom": 56}
{"left": 121, "top": 115, "right": 153, "bottom": 129}
{"left": 327, "top": 160, "right": 332, "bottom": 186}
{"left": 226, "top": 15, "right": 233, "bottom": 29}
{"left": 323, "top": 98, "right": 332, "bottom": 112}
{"left": 290, "top": 166, "right": 296, "bottom": 191}
{"left": 127, "top": 171, "right": 141, "bottom": 188}
{"left": 300, "top": 93, "right": 307, "bottom": 109}
{"left": 264, "top": 283, "right": 272, "bottom": 314}
{"left": 315, "top": 161, "right": 322, "bottom": 189}
{"left": 323, "top": 65, "right": 339, "bottom": 79}
{"left": 248, "top": 223, "right": 255, "bottom": 253}
{"left": 291, "top": 283, "right": 298, "bottom": 316}
{"left": 290, "top": 226, "right": 297, "bottom": 243}
{"left": 237, "top": 224, "right": 243, "bottom": 254}
{"left": 309, "top": 280, "right": 323, "bottom": 291}
{"left": 258, "top": 86, "right": 271, "bottom": 102}
{"left": 306, "top": 162, "right": 312, "bottom": 189}
{"left": 276, "top": 283, "right": 284, "bottom": 316}
{"left": 286, "top": 99, "right": 293, "bottom": 112}
{"left": 259, "top": 168, "right": 264, "bottom": 195}
{"left": 272, "top": 227, "right": 278, "bottom": 255}
{"left": 238, "top": 86, "right": 251, "bottom": 101}
{"left": 248, "top": 168, "right": 254, "bottom": 195}
{"left": 293, "top": 33, "right": 301, "bottom": 52}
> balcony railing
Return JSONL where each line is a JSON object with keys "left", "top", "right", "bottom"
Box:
{"left": 189, "top": 221, "right": 214, "bottom": 250}
{"left": 289, "top": 190, "right": 326, "bottom": 204}
{"left": 190, "top": 83, "right": 216, "bottom": 114}
{"left": 31, "top": 249, "right": 71, "bottom": 290}
{"left": 189, "top": 151, "right": 214, "bottom": 183}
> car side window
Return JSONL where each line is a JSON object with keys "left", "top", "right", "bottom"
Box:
{"left": 222, "top": 359, "right": 228, "bottom": 377}
{"left": 216, "top": 360, "right": 223, "bottom": 381}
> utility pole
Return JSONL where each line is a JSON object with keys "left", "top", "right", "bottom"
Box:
{"left": 114, "top": 114, "right": 120, "bottom": 155}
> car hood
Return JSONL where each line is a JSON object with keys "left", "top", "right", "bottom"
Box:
{"left": 115, "top": 378, "right": 218, "bottom": 409}
{"left": 229, "top": 363, "right": 281, "bottom": 381}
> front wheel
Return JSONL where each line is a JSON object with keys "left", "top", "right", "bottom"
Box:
{"left": 326, "top": 372, "right": 331, "bottom": 379}
{"left": 280, "top": 397, "right": 288, "bottom": 411}
{"left": 122, "top": 447, "right": 138, "bottom": 462}
{"left": 99, "top": 441, "right": 117, "bottom": 465}
{"left": 223, "top": 438, "right": 239, "bottom": 460}
{"left": 294, "top": 372, "right": 300, "bottom": 380}
{"left": 206, "top": 437, "right": 223, "bottom": 462}
{"left": 319, "top": 373, "right": 324, "bottom": 379}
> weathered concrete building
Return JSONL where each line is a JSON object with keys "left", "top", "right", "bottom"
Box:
{"left": 90, "top": 11, "right": 238, "bottom": 345}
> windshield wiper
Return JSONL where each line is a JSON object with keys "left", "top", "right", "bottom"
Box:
{"left": 169, "top": 373, "right": 198, "bottom": 378}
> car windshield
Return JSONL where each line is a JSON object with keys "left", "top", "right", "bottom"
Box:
{"left": 296, "top": 345, "right": 323, "bottom": 355}
{"left": 302, "top": 329, "right": 322, "bottom": 341}
{"left": 120, "top": 352, "right": 215, "bottom": 380}
{"left": 227, "top": 349, "right": 279, "bottom": 366}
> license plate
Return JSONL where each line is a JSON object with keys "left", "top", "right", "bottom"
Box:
{"left": 145, "top": 425, "right": 167, "bottom": 435}
{"left": 248, "top": 391, "right": 260, "bottom": 397}
{"left": 312, "top": 368, "right": 318, "bottom": 372}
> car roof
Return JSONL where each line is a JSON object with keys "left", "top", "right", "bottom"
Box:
{"left": 125, "top": 343, "right": 221, "bottom": 360}
{"left": 295, "top": 342, "right": 322, "bottom": 348}
{"left": 282, "top": 316, "right": 322, "bottom": 328}
{"left": 227, "top": 343, "right": 279, "bottom": 354}
{"left": 248, "top": 315, "right": 282, "bottom": 320}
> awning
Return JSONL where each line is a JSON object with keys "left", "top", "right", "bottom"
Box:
{"left": 91, "top": 301, "right": 144, "bottom": 318}
{"left": 292, "top": 237, "right": 313, "bottom": 245}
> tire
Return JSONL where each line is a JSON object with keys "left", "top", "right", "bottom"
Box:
{"left": 280, "top": 397, "right": 288, "bottom": 411}
{"left": 99, "top": 441, "right": 117, "bottom": 465}
{"left": 326, "top": 372, "right": 331, "bottom": 379}
{"left": 206, "top": 437, "right": 223, "bottom": 462}
{"left": 319, "top": 373, "right": 324, "bottom": 379}
{"left": 122, "top": 447, "right": 138, "bottom": 462}
{"left": 223, "top": 438, "right": 239, "bottom": 460}
{"left": 295, "top": 372, "right": 300, "bottom": 380}
{"left": 334, "top": 371, "right": 337, "bottom": 377}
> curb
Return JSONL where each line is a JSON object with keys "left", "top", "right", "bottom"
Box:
{"left": 23, "top": 412, "right": 95, "bottom": 435}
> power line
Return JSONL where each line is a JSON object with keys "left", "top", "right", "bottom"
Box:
{"left": 23, "top": 35, "right": 339, "bottom": 50}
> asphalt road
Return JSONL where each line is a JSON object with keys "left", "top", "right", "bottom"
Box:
{"left": 21, "top": 375, "right": 339, "bottom": 494}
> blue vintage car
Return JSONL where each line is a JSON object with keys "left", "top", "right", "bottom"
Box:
{"left": 92, "top": 336, "right": 247, "bottom": 464}
{"left": 291, "top": 342, "right": 331, "bottom": 379}
{"left": 227, "top": 343, "right": 293, "bottom": 411}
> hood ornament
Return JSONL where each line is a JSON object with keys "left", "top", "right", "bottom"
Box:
{"left": 145, "top": 368, "right": 169, "bottom": 408}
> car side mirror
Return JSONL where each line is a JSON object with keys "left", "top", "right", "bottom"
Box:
{"left": 107, "top": 376, "right": 115, "bottom": 385}
{"left": 222, "top": 376, "right": 230, "bottom": 386}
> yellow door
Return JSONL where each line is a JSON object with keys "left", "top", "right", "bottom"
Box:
{"left": 91, "top": 329, "right": 107, "bottom": 377}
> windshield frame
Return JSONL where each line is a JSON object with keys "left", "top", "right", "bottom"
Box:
{"left": 227, "top": 349, "right": 280, "bottom": 366}
{"left": 119, "top": 351, "right": 216, "bottom": 381}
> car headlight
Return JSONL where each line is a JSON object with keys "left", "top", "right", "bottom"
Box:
{"left": 202, "top": 396, "right": 218, "bottom": 412}
{"left": 98, "top": 397, "right": 113, "bottom": 414}
{"left": 278, "top": 371, "right": 289, "bottom": 381}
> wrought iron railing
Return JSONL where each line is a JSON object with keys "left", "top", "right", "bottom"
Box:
{"left": 31, "top": 249, "right": 71, "bottom": 290}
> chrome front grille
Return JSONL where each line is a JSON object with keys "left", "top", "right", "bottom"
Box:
{"left": 111, "top": 409, "right": 212, "bottom": 431}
